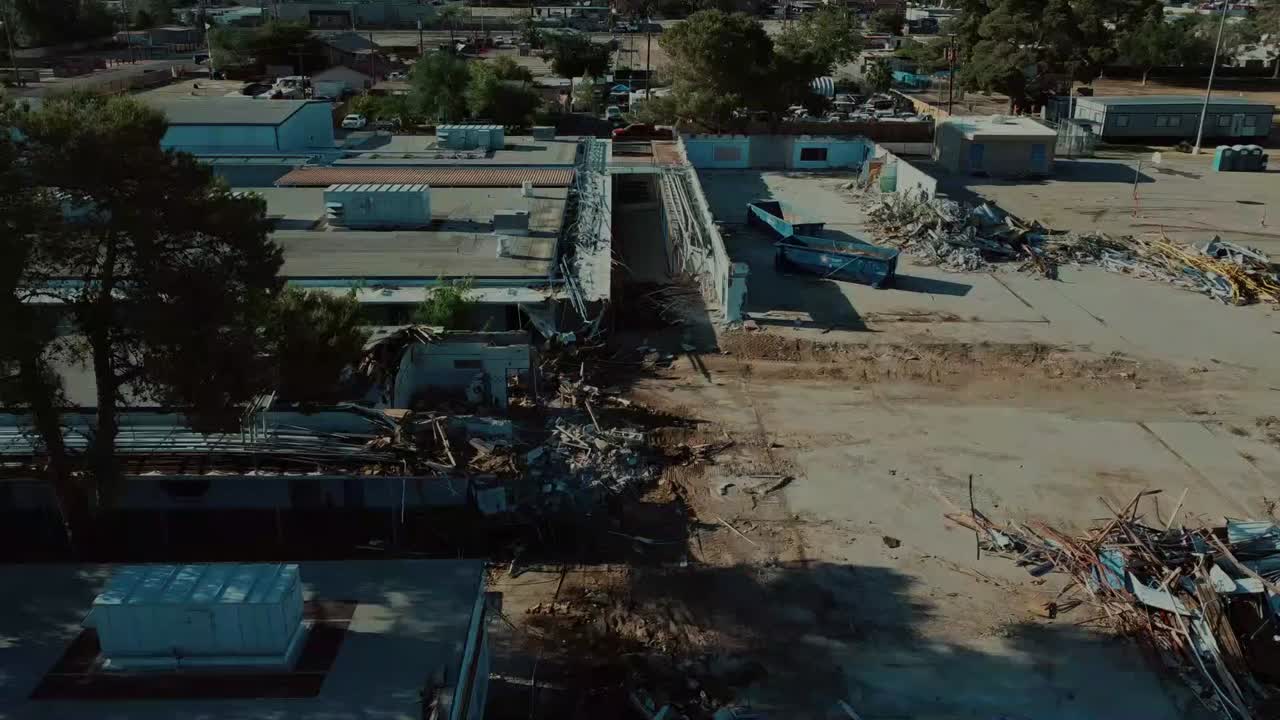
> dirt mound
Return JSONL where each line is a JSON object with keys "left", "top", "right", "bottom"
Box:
{"left": 718, "top": 332, "right": 1180, "bottom": 387}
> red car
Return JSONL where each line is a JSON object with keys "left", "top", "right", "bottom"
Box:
{"left": 611, "top": 123, "right": 673, "bottom": 141}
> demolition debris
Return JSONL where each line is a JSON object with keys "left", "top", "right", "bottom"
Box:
{"left": 948, "top": 491, "right": 1280, "bottom": 719}
{"left": 859, "top": 191, "right": 1280, "bottom": 305}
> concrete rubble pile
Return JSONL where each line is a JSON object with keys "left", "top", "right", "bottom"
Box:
{"left": 536, "top": 418, "right": 656, "bottom": 496}
{"left": 949, "top": 490, "right": 1280, "bottom": 720}
{"left": 862, "top": 191, "right": 1280, "bottom": 305}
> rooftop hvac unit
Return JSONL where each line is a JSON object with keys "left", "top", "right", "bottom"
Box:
{"left": 521, "top": 181, "right": 535, "bottom": 198}
{"left": 323, "top": 183, "right": 432, "bottom": 228}
{"left": 493, "top": 209, "right": 530, "bottom": 236}
{"left": 85, "top": 563, "right": 306, "bottom": 670}
{"left": 436, "top": 124, "right": 505, "bottom": 151}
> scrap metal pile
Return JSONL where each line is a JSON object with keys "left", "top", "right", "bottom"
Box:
{"left": 949, "top": 491, "right": 1280, "bottom": 719}
{"left": 862, "top": 192, "right": 1280, "bottom": 305}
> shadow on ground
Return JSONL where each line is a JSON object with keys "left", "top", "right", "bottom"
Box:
{"left": 489, "top": 560, "right": 1210, "bottom": 720}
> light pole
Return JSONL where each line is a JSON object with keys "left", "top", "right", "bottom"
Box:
{"left": 1192, "top": 0, "right": 1230, "bottom": 155}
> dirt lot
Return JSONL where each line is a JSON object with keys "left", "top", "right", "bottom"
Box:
{"left": 477, "top": 168, "right": 1280, "bottom": 719}
{"left": 489, "top": 326, "right": 1280, "bottom": 718}
{"left": 1083, "top": 76, "right": 1280, "bottom": 112}
{"left": 479, "top": 169, "right": 1280, "bottom": 720}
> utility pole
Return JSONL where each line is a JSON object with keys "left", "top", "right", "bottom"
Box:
{"left": 644, "top": 22, "right": 651, "bottom": 99}
{"left": 945, "top": 34, "right": 956, "bottom": 116}
{"left": 1192, "top": 0, "right": 1230, "bottom": 155}
{"left": 369, "top": 30, "right": 375, "bottom": 80}
{"left": 121, "top": 0, "right": 136, "bottom": 64}
{"left": 418, "top": 16, "right": 423, "bottom": 57}
{"left": 202, "top": 0, "right": 216, "bottom": 79}
{"left": 2, "top": 0, "right": 21, "bottom": 87}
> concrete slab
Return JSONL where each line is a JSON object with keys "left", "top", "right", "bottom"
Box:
{"left": 935, "top": 154, "right": 1280, "bottom": 256}
{"left": 696, "top": 168, "right": 1280, "bottom": 380}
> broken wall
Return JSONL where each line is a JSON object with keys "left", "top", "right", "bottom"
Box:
{"left": 872, "top": 143, "right": 939, "bottom": 201}
{"left": 666, "top": 137, "right": 744, "bottom": 322}
{"left": 392, "top": 335, "right": 533, "bottom": 409}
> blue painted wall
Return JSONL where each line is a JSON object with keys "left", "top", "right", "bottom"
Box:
{"left": 789, "top": 138, "right": 869, "bottom": 169}
{"left": 683, "top": 134, "right": 870, "bottom": 169}
{"left": 276, "top": 101, "right": 336, "bottom": 151}
{"left": 682, "top": 135, "right": 751, "bottom": 169}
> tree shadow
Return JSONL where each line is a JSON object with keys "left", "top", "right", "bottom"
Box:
{"left": 494, "top": 560, "right": 1212, "bottom": 719}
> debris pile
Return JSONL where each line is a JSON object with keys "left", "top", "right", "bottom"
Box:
{"left": 536, "top": 418, "right": 657, "bottom": 497}
{"left": 861, "top": 192, "right": 1280, "bottom": 305}
{"left": 1053, "top": 234, "right": 1280, "bottom": 306}
{"left": 949, "top": 491, "right": 1280, "bottom": 719}
{"left": 863, "top": 192, "right": 1051, "bottom": 273}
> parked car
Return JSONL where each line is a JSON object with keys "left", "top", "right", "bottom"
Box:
{"left": 371, "top": 118, "right": 401, "bottom": 131}
{"left": 604, "top": 105, "right": 624, "bottom": 122}
{"left": 387, "top": 71, "right": 408, "bottom": 81}
{"left": 341, "top": 113, "right": 368, "bottom": 129}
{"left": 611, "top": 123, "right": 672, "bottom": 141}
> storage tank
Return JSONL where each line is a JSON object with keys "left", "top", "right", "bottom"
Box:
{"left": 324, "top": 183, "right": 432, "bottom": 228}
{"left": 86, "top": 563, "right": 305, "bottom": 670}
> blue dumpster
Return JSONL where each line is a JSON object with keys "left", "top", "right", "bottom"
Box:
{"left": 747, "top": 199, "right": 899, "bottom": 288}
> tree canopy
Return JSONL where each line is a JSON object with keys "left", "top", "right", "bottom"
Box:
{"left": 659, "top": 10, "right": 774, "bottom": 128}
{"left": 864, "top": 59, "right": 893, "bottom": 94}
{"left": 10, "top": 0, "right": 115, "bottom": 47}
{"left": 264, "top": 289, "right": 368, "bottom": 405}
{"left": 1117, "top": 16, "right": 1212, "bottom": 84}
{"left": 868, "top": 8, "right": 905, "bottom": 35}
{"left": 467, "top": 59, "right": 542, "bottom": 127}
{"left": 210, "top": 22, "right": 328, "bottom": 74}
{"left": 946, "top": 0, "right": 1182, "bottom": 109}
{"left": 659, "top": 9, "right": 861, "bottom": 128}
{"left": 546, "top": 33, "right": 612, "bottom": 79}
{"left": 774, "top": 6, "right": 863, "bottom": 76}
{"left": 0, "top": 94, "right": 368, "bottom": 552}
{"left": 410, "top": 51, "right": 472, "bottom": 122}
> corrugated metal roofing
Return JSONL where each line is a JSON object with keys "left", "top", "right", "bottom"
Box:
{"left": 325, "top": 183, "right": 431, "bottom": 193}
{"left": 277, "top": 167, "right": 575, "bottom": 188}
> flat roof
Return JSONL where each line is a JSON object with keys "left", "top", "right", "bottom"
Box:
{"left": 334, "top": 135, "right": 581, "bottom": 166}
{"left": 1080, "top": 95, "right": 1275, "bottom": 109}
{"left": 0, "top": 560, "right": 484, "bottom": 720}
{"left": 253, "top": 186, "right": 569, "bottom": 230}
{"left": 276, "top": 231, "right": 557, "bottom": 279}
{"left": 944, "top": 115, "right": 1057, "bottom": 139}
{"left": 146, "top": 97, "right": 320, "bottom": 126}
{"left": 276, "top": 166, "right": 576, "bottom": 188}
